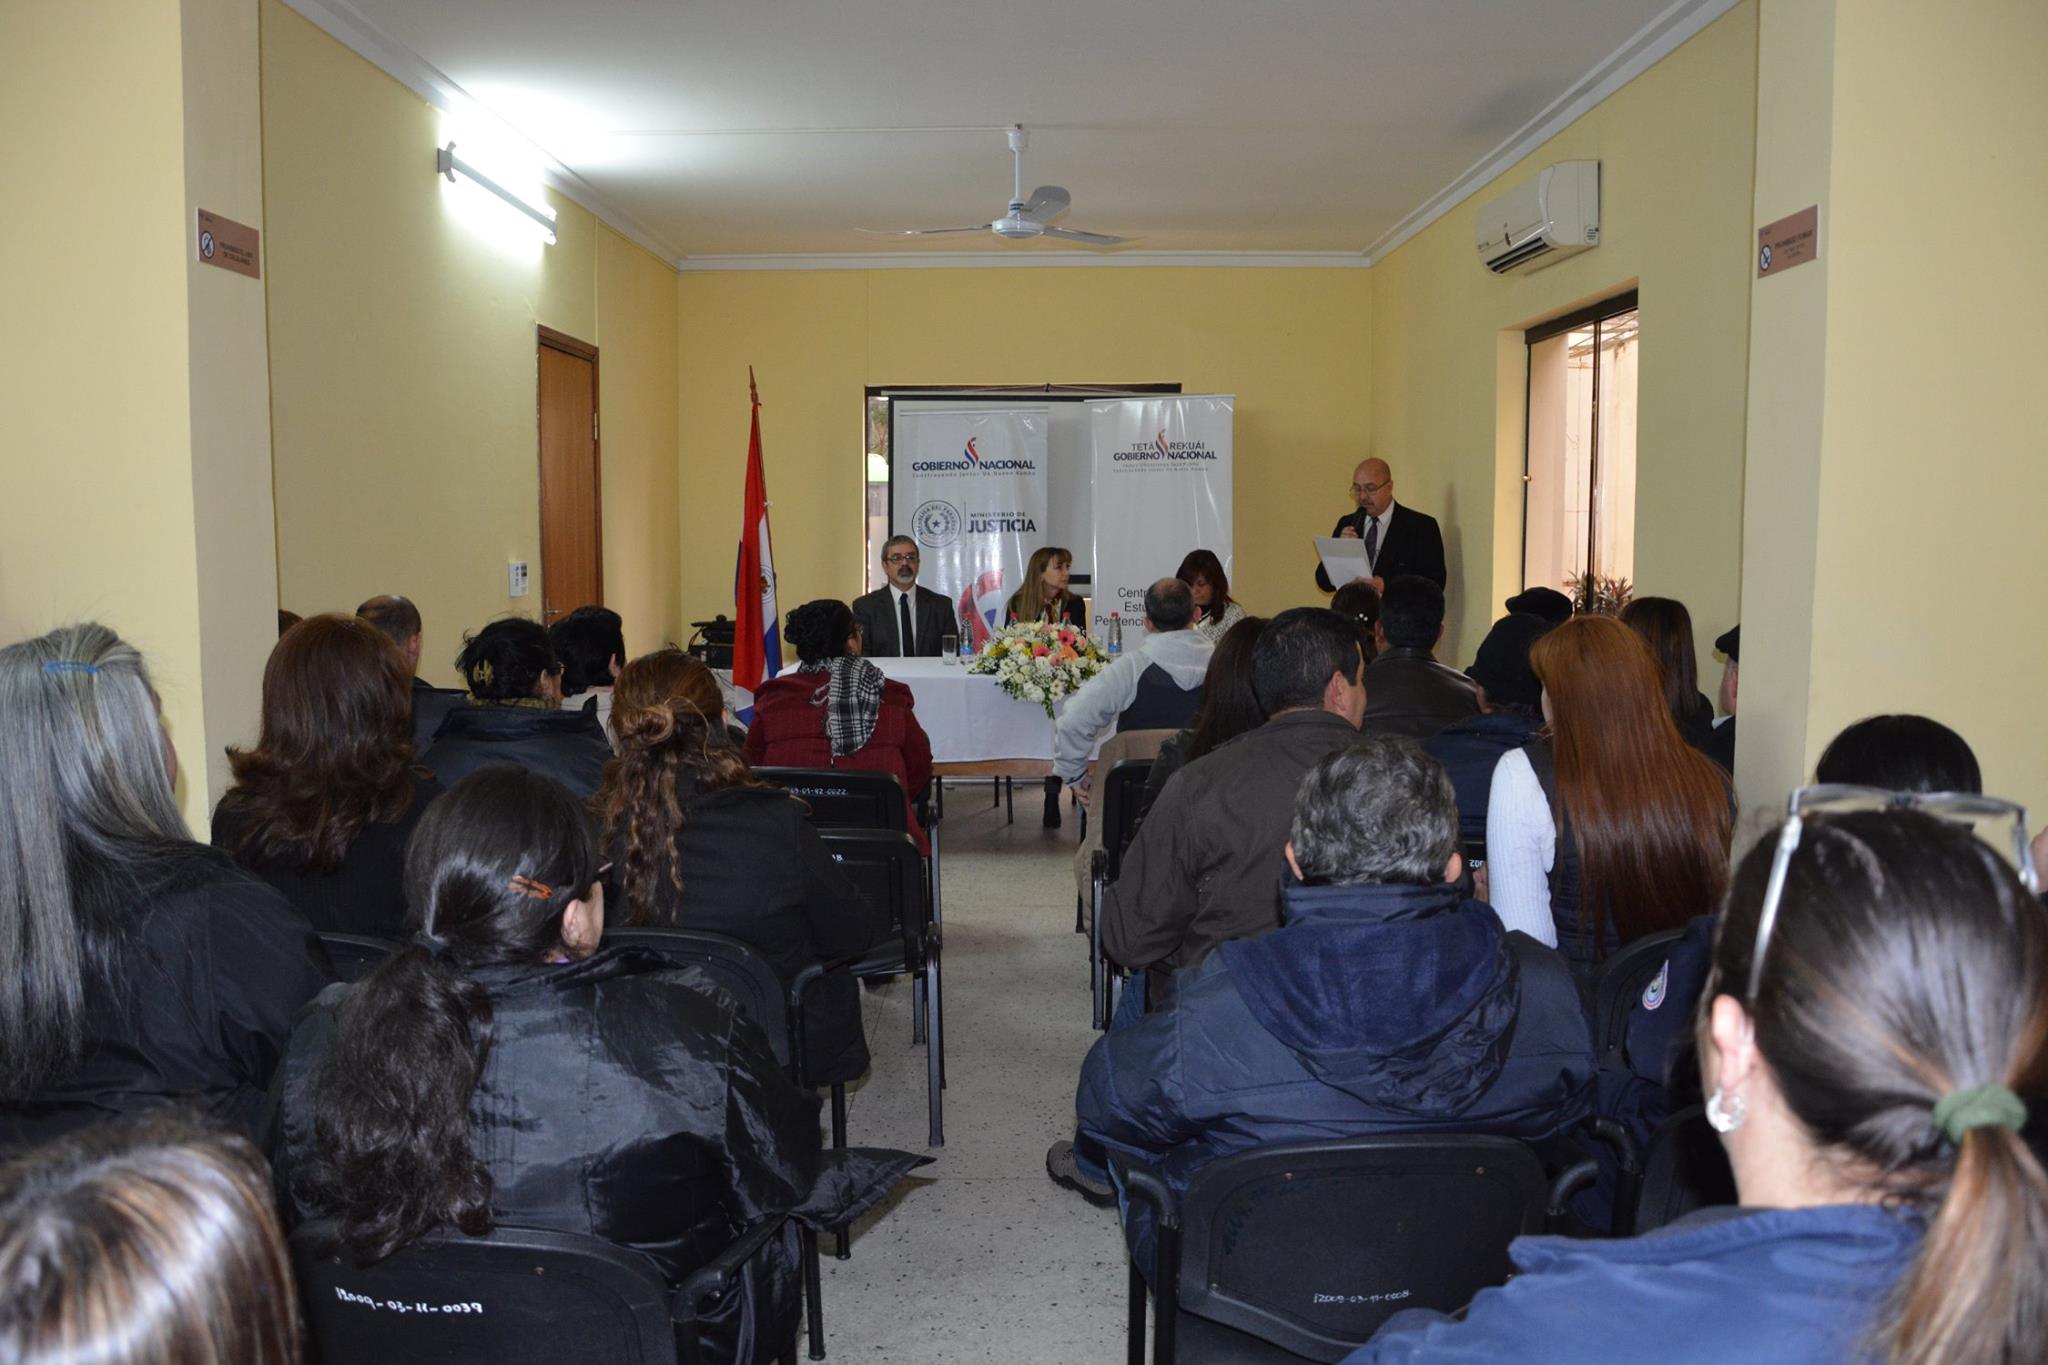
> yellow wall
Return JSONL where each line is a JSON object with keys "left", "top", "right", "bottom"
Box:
{"left": 261, "top": 0, "right": 680, "bottom": 679}
{"left": 1749, "top": 0, "right": 2048, "bottom": 814}
{"left": 1, "top": 0, "right": 275, "bottom": 829}
{"left": 1369, "top": 1, "right": 1759, "bottom": 663}
{"left": 676, "top": 267, "right": 1373, "bottom": 642}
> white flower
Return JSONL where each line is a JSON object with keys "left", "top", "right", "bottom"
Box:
{"left": 1026, "top": 684, "right": 1044, "bottom": 702}
{"left": 1035, "top": 655, "right": 1053, "bottom": 671}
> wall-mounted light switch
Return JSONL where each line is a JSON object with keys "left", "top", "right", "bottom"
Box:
{"left": 508, "top": 561, "right": 530, "bottom": 597}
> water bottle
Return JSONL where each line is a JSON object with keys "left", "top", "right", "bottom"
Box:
{"left": 1107, "top": 613, "right": 1123, "bottom": 657}
{"left": 959, "top": 612, "right": 976, "bottom": 661}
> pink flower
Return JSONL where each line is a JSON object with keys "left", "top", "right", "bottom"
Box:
{"left": 1033, "top": 644, "right": 1049, "bottom": 656}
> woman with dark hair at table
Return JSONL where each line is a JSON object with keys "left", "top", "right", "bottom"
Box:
{"left": 213, "top": 613, "right": 441, "bottom": 938}
{"left": 1177, "top": 549, "right": 1245, "bottom": 643}
{"left": 1006, "top": 546, "right": 1088, "bottom": 628}
{"left": 746, "top": 599, "right": 932, "bottom": 854}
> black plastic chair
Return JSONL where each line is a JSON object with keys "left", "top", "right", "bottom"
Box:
{"left": 291, "top": 1217, "right": 795, "bottom": 1365}
{"left": 756, "top": 764, "right": 945, "bottom": 950}
{"left": 1088, "top": 759, "right": 1154, "bottom": 1029}
{"left": 1118, "top": 1135, "right": 1554, "bottom": 1364}
{"left": 600, "top": 927, "right": 825, "bottom": 1360}
{"left": 316, "top": 932, "right": 400, "bottom": 984}
{"left": 816, "top": 829, "right": 944, "bottom": 1152}
{"left": 1592, "top": 927, "right": 1689, "bottom": 1062}
{"left": 1631, "top": 1104, "right": 1736, "bottom": 1234}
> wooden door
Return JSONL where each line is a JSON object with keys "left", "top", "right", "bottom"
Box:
{"left": 537, "top": 328, "right": 601, "bottom": 621}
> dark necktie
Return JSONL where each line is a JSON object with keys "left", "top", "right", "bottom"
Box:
{"left": 898, "top": 592, "right": 915, "bottom": 656}
{"left": 1365, "top": 516, "right": 1381, "bottom": 565}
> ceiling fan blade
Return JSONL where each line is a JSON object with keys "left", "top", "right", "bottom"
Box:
{"left": 855, "top": 224, "right": 992, "bottom": 237}
{"left": 1020, "top": 185, "right": 1071, "bottom": 224}
{"left": 1042, "top": 225, "right": 1130, "bottom": 246}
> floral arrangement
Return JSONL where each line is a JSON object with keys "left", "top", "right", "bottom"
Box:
{"left": 968, "top": 620, "right": 1109, "bottom": 716}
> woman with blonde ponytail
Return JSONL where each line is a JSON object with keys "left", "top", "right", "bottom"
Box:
{"left": 593, "top": 651, "right": 888, "bottom": 1085}
{"left": 1348, "top": 802, "right": 2048, "bottom": 1363}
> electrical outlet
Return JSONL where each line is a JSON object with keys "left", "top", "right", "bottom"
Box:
{"left": 508, "top": 561, "right": 530, "bottom": 597}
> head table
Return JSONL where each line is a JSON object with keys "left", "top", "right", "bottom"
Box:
{"left": 870, "top": 656, "right": 1097, "bottom": 777}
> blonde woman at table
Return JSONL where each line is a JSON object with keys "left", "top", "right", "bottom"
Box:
{"left": 745, "top": 599, "right": 933, "bottom": 855}
{"left": 1006, "top": 547, "right": 1089, "bottom": 629}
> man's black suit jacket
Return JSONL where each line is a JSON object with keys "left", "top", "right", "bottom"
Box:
{"left": 1314, "top": 502, "right": 1448, "bottom": 592}
{"left": 851, "top": 584, "right": 957, "bottom": 657}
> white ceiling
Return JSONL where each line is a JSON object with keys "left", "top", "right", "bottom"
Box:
{"left": 290, "top": 0, "right": 1736, "bottom": 264}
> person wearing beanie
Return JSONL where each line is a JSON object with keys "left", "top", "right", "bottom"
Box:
{"left": 1504, "top": 587, "right": 1574, "bottom": 624}
{"left": 1422, "top": 613, "right": 1558, "bottom": 849}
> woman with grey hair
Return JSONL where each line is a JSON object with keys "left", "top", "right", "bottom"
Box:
{"left": 0, "top": 624, "right": 331, "bottom": 1151}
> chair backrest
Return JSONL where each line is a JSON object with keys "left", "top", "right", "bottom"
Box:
{"left": 1088, "top": 726, "right": 1175, "bottom": 785}
{"left": 602, "top": 928, "right": 792, "bottom": 1072}
{"left": 754, "top": 766, "right": 907, "bottom": 833}
{"left": 815, "top": 828, "right": 928, "bottom": 970}
{"left": 1178, "top": 1135, "right": 1548, "bottom": 1360}
{"left": 1593, "top": 926, "right": 1689, "bottom": 1060}
{"left": 317, "top": 933, "right": 401, "bottom": 984}
{"left": 1632, "top": 1105, "right": 1736, "bottom": 1234}
{"left": 292, "top": 1220, "right": 677, "bottom": 1365}
{"left": 1098, "top": 759, "right": 1155, "bottom": 884}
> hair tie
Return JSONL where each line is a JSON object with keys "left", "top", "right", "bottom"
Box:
{"left": 1932, "top": 1084, "right": 2027, "bottom": 1143}
{"left": 42, "top": 660, "right": 99, "bottom": 675}
{"left": 509, "top": 874, "right": 553, "bottom": 900}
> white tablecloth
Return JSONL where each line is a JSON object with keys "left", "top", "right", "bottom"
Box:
{"left": 871, "top": 657, "right": 1060, "bottom": 764}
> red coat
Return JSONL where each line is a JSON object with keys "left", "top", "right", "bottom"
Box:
{"left": 744, "top": 674, "right": 933, "bottom": 854}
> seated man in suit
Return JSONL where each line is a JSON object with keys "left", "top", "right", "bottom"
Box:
{"left": 851, "top": 535, "right": 956, "bottom": 658}
{"left": 356, "top": 593, "right": 463, "bottom": 749}
{"left": 1314, "top": 457, "right": 1448, "bottom": 593}
{"left": 1360, "top": 575, "right": 1481, "bottom": 740}
{"left": 1068, "top": 739, "right": 1595, "bottom": 1267}
{"left": 1052, "top": 578, "right": 1212, "bottom": 823}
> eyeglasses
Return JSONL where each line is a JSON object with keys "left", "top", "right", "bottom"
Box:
{"left": 884, "top": 551, "right": 920, "bottom": 565}
{"left": 1746, "top": 784, "right": 2040, "bottom": 1002}
{"left": 1350, "top": 481, "right": 1387, "bottom": 496}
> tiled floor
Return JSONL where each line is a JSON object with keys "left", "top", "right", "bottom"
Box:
{"left": 812, "top": 783, "right": 1127, "bottom": 1362}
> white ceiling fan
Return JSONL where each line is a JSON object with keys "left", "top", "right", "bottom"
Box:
{"left": 859, "top": 125, "right": 1131, "bottom": 247}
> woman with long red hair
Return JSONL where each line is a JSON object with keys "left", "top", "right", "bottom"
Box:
{"left": 1484, "top": 615, "right": 1731, "bottom": 986}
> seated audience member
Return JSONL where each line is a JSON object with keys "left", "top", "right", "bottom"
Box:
{"left": 1051, "top": 578, "right": 1212, "bottom": 830}
{"left": 271, "top": 768, "right": 923, "bottom": 1365}
{"left": 746, "top": 600, "right": 933, "bottom": 854}
{"left": 1621, "top": 596, "right": 1719, "bottom": 757}
{"left": 212, "top": 614, "right": 442, "bottom": 938}
{"left": 1704, "top": 624, "right": 1738, "bottom": 771}
{"left": 0, "top": 1117, "right": 302, "bottom": 1364}
{"left": 357, "top": 593, "right": 462, "bottom": 749}
{"left": 1486, "top": 616, "right": 1732, "bottom": 987}
{"left": 1138, "top": 614, "right": 1269, "bottom": 821}
{"left": 1422, "top": 612, "right": 1556, "bottom": 847}
{"left": 597, "top": 651, "right": 888, "bottom": 1086}
{"left": 1351, "top": 807, "right": 2048, "bottom": 1362}
{"left": 549, "top": 604, "right": 625, "bottom": 741}
{"left": 1177, "top": 549, "right": 1246, "bottom": 642}
{"left": 1100, "top": 607, "right": 1366, "bottom": 995}
{"left": 421, "top": 618, "right": 611, "bottom": 798}
{"left": 1359, "top": 574, "right": 1480, "bottom": 739}
{"left": 1071, "top": 740, "right": 1594, "bottom": 1265}
{"left": 1005, "top": 546, "right": 1088, "bottom": 627}
{"left": 1815, "top": 712, "right": 1981, "bottom": 792}
{"left": 1329, "top": 579, "right": 1382, "bottom": 665}
{"left": 1505, "top": 586, "right": 1573, "bottom": 624}
{"left": 0, "top": 625, "right": 329, "bottom": 1150}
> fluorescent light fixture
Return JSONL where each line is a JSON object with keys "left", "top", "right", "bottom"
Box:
{"left": 437, "top": 141, "right": 557, "bottom": 244}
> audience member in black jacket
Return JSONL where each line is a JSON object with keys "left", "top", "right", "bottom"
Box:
{"left": 0, "top": 624, "right": 331, "bottom": 1153}
{"left": 269, "top": 769, "right": 925, "bottom": 1365}
{"left": 594, "top": 650, "right": 888, "bottom": 1085}
{"left": 1359, "top": 576, "right": 1479, "bottom": 740}
{"left": 212, "top": 613, "right": 442, "bottom": 938}
{"left": 1422, "top": 612, "right": 1556, "bottom": 847}
{"left": 357, "top": 593, "right": 464, "bottom": 748}
{"left": 421, "top": 617, "right": 611, "bottom": 797}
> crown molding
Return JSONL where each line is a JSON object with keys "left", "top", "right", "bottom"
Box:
{"left": 1362, "top": 0, "right": 1742, "bottom": 263}
{"left": 673, "top": 251, "right": 1370, "bottom": 272}
{"left": 278, "top": 0, "right": 685, "bottom": 266}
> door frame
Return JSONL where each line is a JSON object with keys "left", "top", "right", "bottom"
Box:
{"left": 536, "top": 325, "right": 603, "bottom": 613}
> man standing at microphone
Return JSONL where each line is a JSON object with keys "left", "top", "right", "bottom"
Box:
{"left": 1313, "top": 457, "right": 1448, "bottom": 594}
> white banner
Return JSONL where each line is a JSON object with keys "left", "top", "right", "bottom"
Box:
{"left": 892, "top": 404, "right": 1050, "bottom": 646}
{"left": 1087, "top": 397, "right": 1234, "bottom": 638}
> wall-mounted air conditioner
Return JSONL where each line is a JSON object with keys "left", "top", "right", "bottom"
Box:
{"left": 1476, "top": 161, "right": 1600, "bottom": 275}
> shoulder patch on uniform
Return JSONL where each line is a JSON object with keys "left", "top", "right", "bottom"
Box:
{"left": 1641, "top": 961, "right": 1670, "bottom": 1011}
